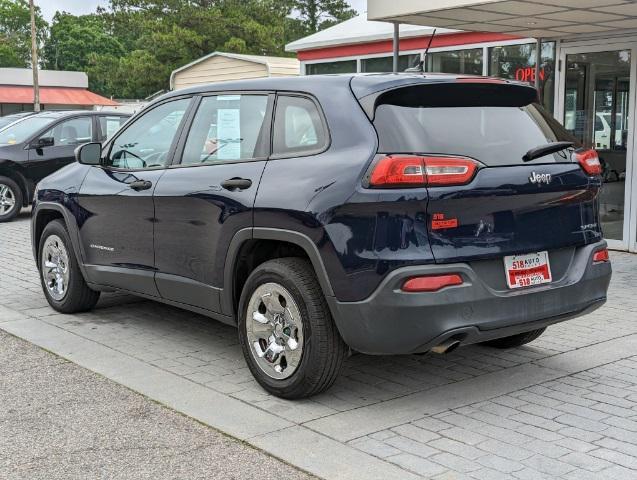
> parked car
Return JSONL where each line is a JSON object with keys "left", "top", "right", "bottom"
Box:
{"left": 0, "top": 110, "right": 130, "bottom": 222}
{"left": 0, "top": 111, "right": 38, "bottom": 131}
{"left": 594, "top": 112, "right": 626, "bottom": 150}
{"left": 31, "top": 74, "right": 612, "bottom": 399}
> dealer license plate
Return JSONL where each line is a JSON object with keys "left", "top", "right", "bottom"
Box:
{"left": 504, "top": 251, "right": 552, "bottom": 289}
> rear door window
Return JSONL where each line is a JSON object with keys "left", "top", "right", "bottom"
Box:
{"left": 272, "top": 95, "right": 327, "bottom": 157}
{"left": 181, "top": 94, "right": 270, "bottom": 164}
{"left": 373, "top": 83, "right": 580, "bottom": 166}
{"left": 99, "top": 115, "right": 128, "bottom": 141}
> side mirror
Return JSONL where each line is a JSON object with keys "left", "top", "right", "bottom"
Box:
{"left": 75, "top": 142, "right": 102, "bottom": 166}
{"left": 32, "top": 136, "right": 54, "bottom": 149}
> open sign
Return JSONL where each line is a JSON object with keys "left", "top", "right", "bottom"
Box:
{"left": 515, "top": 67, "right": 546, "bottom": 83}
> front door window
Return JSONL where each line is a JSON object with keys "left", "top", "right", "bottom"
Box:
{"left": 108, "top": 98, "right": 190, "bottom": 169}
{"left": 40, "top": 116, "right": 93, "bottom": 146}
{"left": 564, "top": 50, "right": 631, "bottom": 242}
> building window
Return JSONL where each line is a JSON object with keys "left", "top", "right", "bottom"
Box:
{"left": 426, "top": 48, "right": 483, "bottom": 76}
{"left": 489, "top": 42, "right": 556, "bottom": 113}
{"left": 361, "top": 54, "right": 420, "bottom": 73}
{"left": 306, "top": 60, "right": 357, "bottom": 75}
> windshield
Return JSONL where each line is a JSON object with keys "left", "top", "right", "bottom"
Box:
{"left": 0, "top": 116, "right": 53, "bottom": 145}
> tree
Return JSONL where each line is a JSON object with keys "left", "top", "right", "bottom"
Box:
{"left": 87, "top": 50, "right": 168, "bottom": 99}
{"left": 0, "top": 42, "right": 23, "bottom": 67}
{"left": 97, "top": 0, "right": 299, "bottom": 96}
{"left": 43, "top": 13, "right": 124, "bottom": 72}
{"left": 37, "top": 0, "right": 357, "bottom": 98}
{"left": 290, "top": 0, "right": 356, "bottom": 34}
{"left": 0, "top": 0, "right": 46, "bottom": 67}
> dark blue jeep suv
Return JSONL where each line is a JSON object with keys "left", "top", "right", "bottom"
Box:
{"left": 31, "top": 74, "right": 612, "bottom": 398}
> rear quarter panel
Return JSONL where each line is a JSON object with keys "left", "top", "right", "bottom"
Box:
{"left": 254, "top": 81, "right": 435, "bottom": 302}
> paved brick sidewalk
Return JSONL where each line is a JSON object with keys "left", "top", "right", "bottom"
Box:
{"left": 2, "top": 213, "right": 637, "bottom": 479}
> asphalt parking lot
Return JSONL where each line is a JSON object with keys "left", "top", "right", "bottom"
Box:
{"left": 2, "top": 211, "right": 637, "bottom": 480}
{"left": 0, "top": 329, "right": 313, "bottom": 480}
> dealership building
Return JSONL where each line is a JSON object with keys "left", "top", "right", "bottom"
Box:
{"left": 288, "top": 1, "right": 637, "bottom": 252}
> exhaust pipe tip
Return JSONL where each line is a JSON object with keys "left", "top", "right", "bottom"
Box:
{"left": 431, "top": 339, "right": 461, "bottom": 355}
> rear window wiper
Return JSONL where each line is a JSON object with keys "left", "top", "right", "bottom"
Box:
{"left": 523, "top": 141, "right": 575, "bottom": 162}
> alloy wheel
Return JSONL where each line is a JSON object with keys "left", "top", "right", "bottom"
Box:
{"left": 41, "top": 235, "right": 70, "bottom": 301}
{"left": 246, "top": 282, "right": 304, "bottom": 380}
{"left": 0, "top": 183, "right": 15, "bottom": 216}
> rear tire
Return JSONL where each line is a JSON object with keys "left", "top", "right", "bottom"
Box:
{"left": 482, "top": 328, "right": 546, "bottom": 349}
{"left": 238, "top": 257, "right": 347, "bottom": 399}
{"left": 0, "top": 176, "right": 22, "bottom": 222}
{"left": 39, "top": 219, "right": 100, "bottom": 313}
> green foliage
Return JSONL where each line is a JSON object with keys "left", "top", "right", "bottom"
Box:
{"left": 292, "top": 0, "right": 356, "bottom": 34}
{"left": 0, "top": 42, "right": 24, "bottom": 67}
{"left": 290, "top": 0, "right": 356, "bottom": 34}
{"left": 44, "top": 12, "right": 124, "bottom": 71}
{"left": 0, "top": 0, "right": 47, "bottom": 68}
{"left": 0, "top": 0, "right": 359, "bottom": 98}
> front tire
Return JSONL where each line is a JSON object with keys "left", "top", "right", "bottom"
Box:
{"left": 39, "top": 219, "right": 100, "bottom": 313}
{"left": 0, "top": 176, "right": 22, "bottom": 222}
{"left": 238, "top": 258, "right": 347, "bottom": 399}
{"left": 482, "top": 328, "right": 546, "bottom": 349}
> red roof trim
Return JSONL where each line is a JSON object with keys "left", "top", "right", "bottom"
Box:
{"left": 0, "top": 86, "right": 119, "bottom": 106}
{"left": 297, "top": 32, "right": 519, "bottom": 61}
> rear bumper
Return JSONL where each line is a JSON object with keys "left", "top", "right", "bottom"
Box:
{"left": 329, "top": 241, "right": 612, "bottom": 355}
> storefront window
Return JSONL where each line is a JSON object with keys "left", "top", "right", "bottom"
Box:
{"left": 306, "top": 60, "right": 357, "bottom": 75}
{"left": 361, "top": 54, "right": 420, "bottom": 73}
{"left": 426, "top": 48, "right": 483, "bottom": 76}
{"left": 489, "top": 42, "right": 556, "bottom": 113}
{"left": 564, "top": 50, "right": 631, "bottom": 242}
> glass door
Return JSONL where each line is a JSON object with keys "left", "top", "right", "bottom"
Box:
{"left": 559, "top": 45, "right": 636, "bottom": 250}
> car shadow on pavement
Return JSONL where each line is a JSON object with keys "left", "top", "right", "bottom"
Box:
{"left": 57, "top": 292, "right": 559, "bottom": 414}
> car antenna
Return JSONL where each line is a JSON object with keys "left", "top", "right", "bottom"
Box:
{"left": 405, "top": 28, "right": 436, "bottom": 73}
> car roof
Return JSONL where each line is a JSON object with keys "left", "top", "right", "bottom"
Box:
{"left": 154, "top": 73, "right": 535, "bottom": 104}
{"left": 28, "top": 110, "right": 129, "bottom": 120}
{"left": 2, "top": 111, "right": 37, "bottom": 119}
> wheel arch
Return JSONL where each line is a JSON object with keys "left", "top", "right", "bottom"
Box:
{"left": 31, "top": 202, "right": 89, "bottom": 280}
{"left": 222, "top": 228, "right": 336, "bottom": 321}
{"left": 0, "top": 162, "right": 30, "bottom": 206}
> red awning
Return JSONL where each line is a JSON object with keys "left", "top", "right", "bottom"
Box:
{"left": 0, "top": 86, "right": 119, "bottom": 106}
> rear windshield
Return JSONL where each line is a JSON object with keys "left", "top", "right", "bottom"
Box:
{"left": 373, "top": 83, "right": 580, "bottom": 166}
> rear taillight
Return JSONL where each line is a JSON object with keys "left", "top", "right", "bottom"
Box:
{"left": 369, "top": 155, "right": 479, "bottom": 188}
{"left": 369, "top": 156, "right": 426, "bottom": 186}
{"left": 402, "top": 274, "right": 464, "bottom": 292}
{"left": 592, "top": 248, "right": 610, "bottom": 264}
{"left": 574, "top": 149, "right": 602, "bottom": 176}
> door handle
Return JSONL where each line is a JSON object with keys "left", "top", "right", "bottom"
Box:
{"left": 129, "top": 180, "right": 152, "bottom": 191}
{"left": 221, "top": 178, "right": 252, "bottom": 191}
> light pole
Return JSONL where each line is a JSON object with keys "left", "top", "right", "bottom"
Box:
{"left": 29, "top": 0, "right": 40, "bottom": 112}
{"left": 392, "top": 22, "right": 399, "bottom": 73}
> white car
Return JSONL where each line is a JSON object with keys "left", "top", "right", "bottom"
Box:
{"left": 595, "top": 112, "right": 625, "bottom": 150}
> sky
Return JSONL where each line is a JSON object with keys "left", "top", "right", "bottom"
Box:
{"left": 37, "top": 0, "right": 367, "bottom": 23}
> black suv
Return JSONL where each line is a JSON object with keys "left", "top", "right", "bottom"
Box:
{"left": 0, "top": 110, "right": 129, "bottom": 221}
{"left": 32, "top": 75, "right": 611, "bottom": 399}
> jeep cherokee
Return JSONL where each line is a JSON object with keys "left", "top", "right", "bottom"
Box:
{"left": 31, "top": 74, "right": 612, "bottom": 399}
